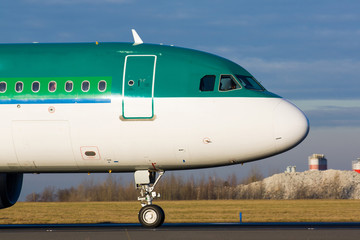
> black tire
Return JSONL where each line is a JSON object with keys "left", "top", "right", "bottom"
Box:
{"left": 138, "top": 204, "right": 165, "bottom": 228}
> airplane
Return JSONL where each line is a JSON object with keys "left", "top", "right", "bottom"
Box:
{"left": 0, "top": 30, "right": 309, "bottom": 227}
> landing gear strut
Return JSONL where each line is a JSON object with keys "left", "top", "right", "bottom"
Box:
{"left": 134, "top": 170, "right": 165, "bottom": 228}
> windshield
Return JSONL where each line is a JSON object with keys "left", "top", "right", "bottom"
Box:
{"left": 235, "top": 75, "right": 265, "bottom": 91}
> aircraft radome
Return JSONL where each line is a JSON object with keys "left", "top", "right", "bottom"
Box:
{"left": 0, "top": 30, "right": 309, "bottom": 227}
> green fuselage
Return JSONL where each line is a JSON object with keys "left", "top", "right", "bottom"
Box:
{"left": 0, "top": 42, "right": 278, "bottom": 103}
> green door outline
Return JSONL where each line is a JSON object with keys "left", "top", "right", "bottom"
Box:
{"left": 122, "top": 55, "right": 156, "bottom": 119}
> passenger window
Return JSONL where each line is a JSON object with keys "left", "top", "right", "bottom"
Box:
{"left": 199, "top": 75, "right": 215, "bottom": 91}
{"left": 219, "top": 75, "right": 241, "bottom": 91}
{"left": 65, "top": 81, "right": 73, "bottom": 92}
{"left": 15, "top": 82, "right": 23, "bottom": 93}
{"left": 0, "top": 82, "right": 6, "bottom": 93}
{"left": 98, "top": 80, "right": 106, "bottom": 92}
{"left": 82, "top": 81, "right": 90, "bottom": 92}
{"left": 32, "top": 81, "right": 40, "bottom": 92}
{"left": 49, "top": 81, "right": 57, "bottom": 92}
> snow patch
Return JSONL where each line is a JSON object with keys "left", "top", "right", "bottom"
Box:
{"left": 235, "top": 170, "right": 360, "bottom": 199}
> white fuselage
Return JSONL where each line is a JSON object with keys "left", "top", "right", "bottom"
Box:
{"left": 0, "top": 97, "right": 308, "bottom": 173}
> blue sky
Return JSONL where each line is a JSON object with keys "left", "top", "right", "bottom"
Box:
{"left": 1, "top": 0, "right": 360, "bottom": 199}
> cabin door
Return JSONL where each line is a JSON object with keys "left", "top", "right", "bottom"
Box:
{"left": 122, "top": 55, "right": 156, "bottom": 119}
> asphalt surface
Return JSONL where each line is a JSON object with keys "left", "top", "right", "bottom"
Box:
{"left": 1, "top": 223, "right": 360, "bottom": 240}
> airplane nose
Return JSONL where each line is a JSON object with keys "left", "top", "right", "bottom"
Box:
{"left": 273, "top": 99, "right": 309, "bottom": 153}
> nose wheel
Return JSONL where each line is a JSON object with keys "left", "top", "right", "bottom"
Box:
{"left": 138, "top": 204, "right": 165, "bottom": 228}
{"left": 134, "top": 170, "right": 165, "bottom": 228}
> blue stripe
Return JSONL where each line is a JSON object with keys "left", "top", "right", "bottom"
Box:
{"left": 0, "top": 98, "right": 111, "bottom": 104}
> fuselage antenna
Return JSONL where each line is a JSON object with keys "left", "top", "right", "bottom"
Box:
{"left": 132, "top": 29, "right": 143, "bottom": 45}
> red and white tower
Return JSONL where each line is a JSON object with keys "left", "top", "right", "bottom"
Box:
{"left": 308, "top": 154, "right": 327, "bottom": 171}
{"left": 353, "top": 159, "right": 360, "bottom": 173}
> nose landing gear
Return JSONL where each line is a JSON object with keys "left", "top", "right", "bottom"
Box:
{"left": 134, "top": 170, "right": 165, "bottom": 228}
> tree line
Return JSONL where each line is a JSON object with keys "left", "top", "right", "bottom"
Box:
{"left": 25, "top": 168, "right": 264, "bottom": 202}
{"left": 26, "top": 169, "right": 353, "bottom": 202}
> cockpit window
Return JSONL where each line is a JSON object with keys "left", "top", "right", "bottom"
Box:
{"left": 219, "top": 75, "right": 241, "bottom": 91}
{"left": 235, "top": 75, "right": 265, "bottom": 91}
{"left": 199, "top": 75, "right": 215, "bottom": 91}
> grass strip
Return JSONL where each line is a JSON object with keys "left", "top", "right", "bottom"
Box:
{"left": 0, "top": 200, "right": 359, "bottom": 224}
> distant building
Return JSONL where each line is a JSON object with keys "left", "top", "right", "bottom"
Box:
{"left": 285, "top": 166, "right": 296, "bottom": 173}
{"left": 308, "top": 154, "right": 327, "bottom": 171}
{"left": 353, "top": 159, "right": 360, "bottom": 173}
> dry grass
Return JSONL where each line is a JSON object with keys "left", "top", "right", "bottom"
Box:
{"left": 1, "top": 200, "right": 360, "bottom": 224}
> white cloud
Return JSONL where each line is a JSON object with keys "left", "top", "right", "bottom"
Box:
{"left": 154, "top": 12, "right": 196, "bottom": 20}
{"left": 208, "top": 19, "right": 252, "bottom": 27}
{"left": 306, "top": 106, "right": 360, "bottom": 128}
{"left": 24, "top": 0, "right": 131, "bottom": 4}
{"left": 314, "top": 29, "right": 360, "bottom": 38}
{"left": 290, "top": 99, "right": 360, "bottom": 128}
{"left": 238, "top": 58, "right": 360, "bottom": 75}
{"left": 294, "top": 99, "right": 360, "bottom": 111}
{"left": 237, "top": 57, "right": 360, "bottom": 89}
{"left": 220, "top": 57, "right": 360, "bottom": 100}
{"left": 312, "top": 14, "right": 360, "bottom": 23}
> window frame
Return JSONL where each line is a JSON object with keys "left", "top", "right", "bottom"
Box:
{"left": 199, "top": 75, "right": 216, "bottom": 92}
{"left": 15, "top": 81, "right": 24, "bottom": 93}
{"left": 48, "top": 81, "right": 57, "bottom": 92}
{"left": 65, "top": 80, "right": 73, "bottom": 92}
{"left": 235, "top": 75, "right": 265, "bottom": 91}
{"left": 98, "top": 80, "right": 107, "bottom": 92}
{"left": 81, "top": 80, "right": 90, "bottom": 92}
{"left": 0, "top": 82, "right": 7, "bottom": 93}
{"left": 218, "top": 74, "right": 242, "bottom": 92}
{"left": 32, "top": 81, "right": 40, "bottom": 93}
